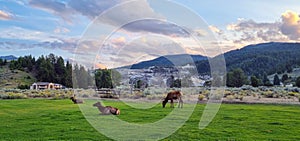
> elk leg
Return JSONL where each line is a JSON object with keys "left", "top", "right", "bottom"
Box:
{"left": 178, "top": 97, "right": 183, "bottom": 108}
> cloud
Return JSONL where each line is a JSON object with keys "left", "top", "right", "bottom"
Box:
{"left": 0, "top": 39, "right": 77, "bottom": 53}
{"left": 28, "top": 0, "right": 192, "bottom": 38}
{"left": 68, "top": 0, "right": 123, "bottom": 19}
{"left": 0, "top": 26, "right": 64, "bottom": 42}
{"left": 0, "top": 10, "right": 14, "bottom": 20}
{"left": 0, "top": 26, "right": 78, "bottom": 53}
{"left": 54, "top": 27, "right": 70, "bottom": 34}
{"left": 227, "top": 19, "right": 280, "bottom": 32}
{"left": 280, "top": 10, "right": 300, "bottom": 40}
{"left": 209, "top": 25, "right": 223, "bottom": 35}
{"left": 0, "top": 41, "right": 34, "bottom": 50}
{"left": 111, "top": 37, "right": 126, "bottom": 47}
{"left": 224, "top": 10, "right": 300, "bottom": 45}
{"left": 123, "top": 19, "right": 190, "bottom": 37}
{"left": 226, "top": 18, "right": 288, "bottom": 44}
{"left": 29, "top": 0, "right": 76, "bottom": 23}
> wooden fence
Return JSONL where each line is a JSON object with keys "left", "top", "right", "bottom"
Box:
{"left": 96, "top": 89, "right": 120, "bottom": 99}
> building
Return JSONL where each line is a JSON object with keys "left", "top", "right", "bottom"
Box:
{"left": 30, "top": 82, "right": 63, "bottom": 90}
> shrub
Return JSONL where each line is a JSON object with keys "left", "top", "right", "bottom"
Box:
{"left": 0, "top": 92, "right": 27, "bottom": 99}
{"left": 288, "top": 92, "right": 298, "bottom": 97}
{"left": 226, "top": 95, "right": 235, "bottom": 101}
{"left": 210, "top": 93, "right": 223, "bottom": 100}
{"left": 263, "top": 91, "right": 273, "bottom": 98}
{"left": 143, "top": 89, "right": 151, "bottom": 95}
{"left": 198, "top": 94, "right": 205, "bottom": 101}
{"left": 239, "top": 96, "right": 244, "bottom": 101}
{"left": 18, "top": 85, "right": 29, "bottom": 89}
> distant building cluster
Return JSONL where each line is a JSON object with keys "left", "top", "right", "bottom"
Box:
{"left": 117, "top": 64, "right": 210, "bottom": 88}
{"left": 30, "top": 82, "right": 64, "bottom": 90}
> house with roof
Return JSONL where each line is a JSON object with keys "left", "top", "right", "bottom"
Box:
{"left": 30, "top": 82, "right": 63, "bottom": 90}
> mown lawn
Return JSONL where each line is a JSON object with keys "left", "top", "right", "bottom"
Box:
{"left": 0, "top": 99, "right": 300, "bottom": 140}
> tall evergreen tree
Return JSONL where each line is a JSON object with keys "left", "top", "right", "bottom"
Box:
{"left": 281, "top": 74, "right": 289, "bottom": 84}
{"left": 64, "top": 61, "right": 72, "bottom": 88}
{"left": 94, "top": 69, "right": 121, "bottom": 89}
{"left": 77, "top": 65, "right": 89, "bottom": 89}
{"left": 73, "top": 64, "right": 80, "bottom": 88}
{"left": 273, "top": 74, "right": 280, "bottom": 85}
{"left": 296, "top": 77, "right": 300, "bottom": 88}
{"left": 262, "top": 73, "right": 272, "bottom": 86}
{"left": 54, "top": 56, "right": 66, "bottom": 84}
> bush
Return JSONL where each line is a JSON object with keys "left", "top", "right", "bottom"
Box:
{"left": 198, "top": 94, "right": 205, "bottom": 101}
{"left": 239, "top": 96, "right": 244, "bottom": 101}
{"left": 18, "top": 85, "right": 30, "bottom": 89}
{"left": 263, "top": 91, "right": 273, "bottom": 98}
{"left": 288, "top": 92, "right": 298, "bottom": 97}
{"left": 0, "top": 92, "right": 27, "bottom": 99}
{"left": 226, "top": 95, "right": 235, "bottom": 101}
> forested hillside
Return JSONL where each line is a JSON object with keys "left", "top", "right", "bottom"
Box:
{"left": 1, "top": 54, "right": 120, "bottom": 89}
{"left": 196, "top": 42, "right": 300, "bottom": 77}
{"left": 1, "top": 54, "right": 95, "bottom": 89}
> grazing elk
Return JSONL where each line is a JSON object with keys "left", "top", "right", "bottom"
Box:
{"left": 93, "top": 102, "right": 120, "bottom": 115}
{"left": 70, "top": 96, "right": 84, "bottom": 104}
{"left": 162, "top": 90, "right": 183, "bottom": 108}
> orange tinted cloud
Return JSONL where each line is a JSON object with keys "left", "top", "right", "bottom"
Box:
{"left": 0, "top": 10, "right": 13, "bottom": 20}
{"left": 280, "top": 10, "right": 300, "bottom": 40}
{"left": 111, "top": 37, "right": 126, "bottom": 47}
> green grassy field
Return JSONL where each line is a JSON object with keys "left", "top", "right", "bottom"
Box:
{"left": 1, "top": 99, "right": 300, "bottom": 140}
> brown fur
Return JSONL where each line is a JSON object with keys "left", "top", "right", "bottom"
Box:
{"left": 162, "top": 90, "right": 183, "bottom": 108}
{"left": 70, "top": 96, "right": 83, "bottom": 104}
{"left": 93, "top": 102, "right": 120, "bottom": 115}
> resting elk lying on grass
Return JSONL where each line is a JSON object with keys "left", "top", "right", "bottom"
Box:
{"left": 93, "top": 102, "right": 120, "bottom": 115}
{"left": 70, "top": 96, "right": 84, "bottom": 104}
{"left": 162, "top": 90, "right": 183, "bottom": 108}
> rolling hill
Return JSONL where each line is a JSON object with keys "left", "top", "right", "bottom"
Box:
{"left": 0, "top": 64, "right": 36, "bottom": 89}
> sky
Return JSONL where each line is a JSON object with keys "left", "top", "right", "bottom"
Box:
{"left": 0, "top": 0, "right": 300, "bottom": 68}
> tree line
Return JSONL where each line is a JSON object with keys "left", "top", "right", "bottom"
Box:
{"left": 7, "top": 54, "right": 123, "bottom": 89}
{"left": 9, "top": 54, "right": 73, "bottom": 88}
{"left": 226, "top": 68, "right": 300, "bottom": 88}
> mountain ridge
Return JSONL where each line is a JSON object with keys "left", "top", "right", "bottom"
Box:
{"left": 126, "top": 54, "right": 207, "bottom": 69}
{"left": 0, "top": 55, "right": 18, "bottom": 61}
{"left": 196, "top": 42, "right": 300, "bottom": 76}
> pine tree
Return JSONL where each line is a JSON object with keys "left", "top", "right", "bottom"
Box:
{"left": 281, "top": 74, "right": 289, "bottom": 84}
{"left": 273, "top": 74, "right": 280, "bottom": 85}
{"left": 64, "top": 61, "right": 72, "bottom": 88}
{"left": 296, "top": 77, "right": 300, "bottom": 87}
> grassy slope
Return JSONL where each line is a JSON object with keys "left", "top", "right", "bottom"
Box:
{"left": 1, "top": 99, "right": 300, "bottom": 140}
{"left": 0, "top": 65, "right": 36, "bottom": 88}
